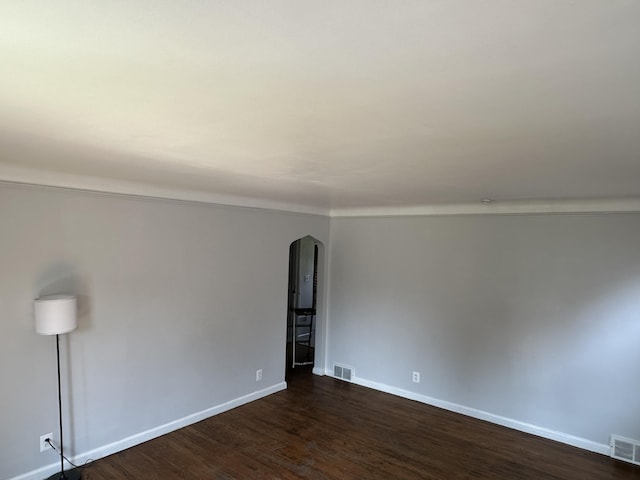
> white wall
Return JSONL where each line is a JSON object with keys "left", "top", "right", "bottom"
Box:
{"left": 5, "top": 181, "right": 640, "bottom": 479}
{"left": 0, "top": 183, "right": 328, "bottom": 480}
{"left": 327, "top": 214, "right": 640, "bottom": 447}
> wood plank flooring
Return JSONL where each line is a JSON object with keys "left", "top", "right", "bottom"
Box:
{"left": 81, "top": 368, "right": 639, "bottom": 479}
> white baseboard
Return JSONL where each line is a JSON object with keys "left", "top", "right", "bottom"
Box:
{"left": 320, "top": 370, "right": 610, "bottom": 457}
{"left": 13, "top": 373, "right": 610, "bottom": 480}
{"left": 10, "top": 382, "right": 287, "bottom": 480}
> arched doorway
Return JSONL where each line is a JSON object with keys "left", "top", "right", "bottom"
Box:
{"left": 286, "top": 236, "right": 324, "bottom": 379}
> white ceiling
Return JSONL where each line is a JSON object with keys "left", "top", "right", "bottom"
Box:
{"left": 1, "top": 1, "right": 640, "bottom": 215}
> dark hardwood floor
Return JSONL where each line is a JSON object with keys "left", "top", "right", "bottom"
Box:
{"left": 81, "top": 368, "right": 638, "bottom": 479}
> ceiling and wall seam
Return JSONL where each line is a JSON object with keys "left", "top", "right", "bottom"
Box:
{"left": 3, "top": 177, "right": 640, "bottom": 218}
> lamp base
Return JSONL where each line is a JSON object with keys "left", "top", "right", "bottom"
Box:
{"left": 44, "top": 468, "right": 82, "bottom": 480}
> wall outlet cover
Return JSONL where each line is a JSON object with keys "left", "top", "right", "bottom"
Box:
{"left": 40, "top": 433, "right": 53, "bottom": 452}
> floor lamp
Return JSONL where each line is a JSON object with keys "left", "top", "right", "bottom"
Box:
{"left": 35, "top": 295, "right": 82, "bottom": 480}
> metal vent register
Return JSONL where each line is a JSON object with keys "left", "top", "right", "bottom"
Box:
{"left": 611, "top": 435, "right": 640, "bottom": 466}
{"left": 333, "top": 364, "right": 353, "bottom": 382}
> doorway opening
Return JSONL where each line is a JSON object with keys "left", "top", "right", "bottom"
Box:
{"left": 286, "top": 236, "right": 321, "bottom": 379}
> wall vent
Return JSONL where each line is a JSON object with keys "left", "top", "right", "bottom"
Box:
{"left": 333, "top": 363, "right": 353, "bottom": 382}
{"left": 611, "top": 435, "right": 640, "bottom": 466}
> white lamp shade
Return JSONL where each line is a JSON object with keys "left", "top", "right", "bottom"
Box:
{"left": 34, "top": 295, "right": 78, "bottom": 335}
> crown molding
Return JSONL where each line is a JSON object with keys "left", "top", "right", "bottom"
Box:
{"left": 0, "top": 163, "right": 329, "bottom": 216}
{"left": 330, "top": 198, "right": 640, "bottom": 217}
{"left": 2, "top": 163, "right": 639, "bottom": 218}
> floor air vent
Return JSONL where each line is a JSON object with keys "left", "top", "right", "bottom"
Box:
{"left": 611, "top": 435, "right": 640, "bottom": 466}
{"left": 333, "top": 363, "right": 353, "bottom": 382}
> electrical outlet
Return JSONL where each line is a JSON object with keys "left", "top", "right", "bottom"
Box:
{"left": 40, "top": 433, "right": 53, "bottom": 452}
{"left": 412, "top": 371, "right": 420, "bottom": 383}
{"left": 256, "top": 369, "right": 262, "bottom": 381}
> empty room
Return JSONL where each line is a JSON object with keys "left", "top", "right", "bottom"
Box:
{"left": 1, "top": 1, "right": 639, "bottom": 479}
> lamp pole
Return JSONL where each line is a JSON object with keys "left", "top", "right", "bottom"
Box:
{"left": 56, "top": 334, "right": 66, "bottom": 479}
